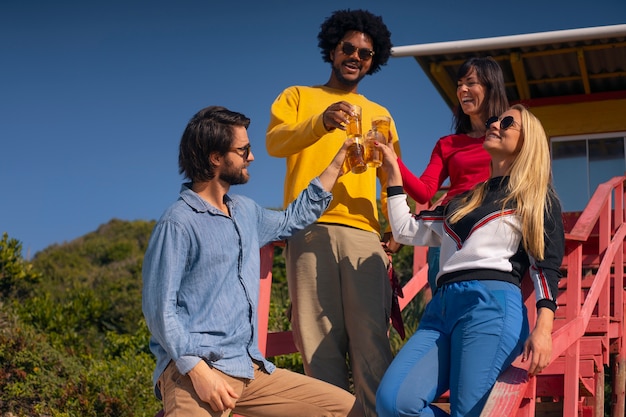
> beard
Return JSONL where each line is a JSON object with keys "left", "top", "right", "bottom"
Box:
{"left": 219, "top": 159, "right": 249, "bottom": 185}
{"left": 331, "top": 61, "right": 367, "bottom": 87}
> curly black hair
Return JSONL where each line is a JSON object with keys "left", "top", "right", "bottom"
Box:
{"left": 317, "top": 9, "right": 392, "bottom": 75}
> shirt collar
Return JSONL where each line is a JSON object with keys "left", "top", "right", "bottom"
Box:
{"left": 179, "top": 183, "right": 234, "bottom": 215}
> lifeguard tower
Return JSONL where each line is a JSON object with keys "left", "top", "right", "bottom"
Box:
{"left": 257, "top": 24, "right": 626, "bottom": 417}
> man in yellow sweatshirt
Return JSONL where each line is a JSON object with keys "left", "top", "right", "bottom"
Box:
{"left": 265, "top": 9, "right": 401, "bottom": 417}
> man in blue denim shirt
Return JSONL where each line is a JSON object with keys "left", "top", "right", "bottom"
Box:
{"left": 142, "top": 106, "right": 362, "bottom": 417}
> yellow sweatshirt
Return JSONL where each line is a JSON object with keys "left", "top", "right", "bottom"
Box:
{"left": 266, "top": 85, "right": 401, "bottom": 235}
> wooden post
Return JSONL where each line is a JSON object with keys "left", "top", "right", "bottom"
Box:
{"left": 593, "top": 364, "right": 604, "bottom": 417}
{"left": 256, "top": 243, "right": 276, "bottom": 356}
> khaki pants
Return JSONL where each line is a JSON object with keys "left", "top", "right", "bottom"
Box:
{"left": 158, "top": 361, "right": 359, "bottom": 417}
{"left": 286, "top": 223, "right": 393, "bottom": 417}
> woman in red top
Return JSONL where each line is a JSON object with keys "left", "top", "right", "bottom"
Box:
{"left": 398, "top": 57, "right": 509, "bottom": 291}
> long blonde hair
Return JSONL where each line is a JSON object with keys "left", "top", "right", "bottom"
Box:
{"left": 449, "top": 104, "right": 554, "bottom": 260}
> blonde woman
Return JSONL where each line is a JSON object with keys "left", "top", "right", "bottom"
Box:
{"left": 375, "top": 104, "right": 565, "bottom": 417}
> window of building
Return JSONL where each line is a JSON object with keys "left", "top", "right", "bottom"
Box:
{"left": 551, "top": 133, "right": 626, "bottom": 212}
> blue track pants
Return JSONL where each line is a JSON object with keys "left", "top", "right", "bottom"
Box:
{"left": 376, "top": 280, "right": 529, "bottom": 417}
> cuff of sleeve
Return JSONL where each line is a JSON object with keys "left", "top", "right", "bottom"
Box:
{"left": 177, "top": 355, "right": 202, "bottom": 376}
{"left": 313, "top": 113, "right": 331, "bottom": 136}
{"left": 309, "top": 177, "right": 333, "bottom": 200}
{"left": 387, "top": 186, "right": 405, "bottom": 197}
{"left": 536, "top": 299, "right": 557, "bottom": 312}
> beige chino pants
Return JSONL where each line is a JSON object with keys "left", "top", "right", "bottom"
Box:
{"left": 286, "top": 223, "right": 393, "bottom": 417}
{"left": 158, "top": 361, "right": 360, "bottom": 417}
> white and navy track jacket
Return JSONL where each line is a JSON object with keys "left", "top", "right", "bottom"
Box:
{"left": 388, "top": 176, "right": 565, "bottom": 312}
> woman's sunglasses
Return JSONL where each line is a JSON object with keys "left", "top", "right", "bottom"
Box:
{"left": 338, "top": 41, "right": 375, "bottom": 60}
{"left": 485, "top": 115, "right": 519, "bottom": 130}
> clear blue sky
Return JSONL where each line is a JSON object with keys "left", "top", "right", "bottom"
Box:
{"left": 2, "top": 0, "right": 624, "bottom": 257}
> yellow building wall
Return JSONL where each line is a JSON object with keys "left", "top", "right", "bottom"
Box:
{"left": 528, "top": 98, "right": 626, "bottom": 138}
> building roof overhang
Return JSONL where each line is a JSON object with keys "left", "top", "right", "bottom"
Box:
{"left": 391, "top": 24, "right": 626, "bottom": 109}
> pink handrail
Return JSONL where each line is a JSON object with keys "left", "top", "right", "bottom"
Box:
{"left": 481, "top": 176, "right": 626, "bottom": 417}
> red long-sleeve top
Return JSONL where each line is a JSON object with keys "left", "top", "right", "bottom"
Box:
{"left": 399, "top": 133, "right": 491, "bottom": 206}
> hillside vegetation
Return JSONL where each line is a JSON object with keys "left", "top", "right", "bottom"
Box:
{"left": 1, "top": 216, "right": 423, "bottom": 416}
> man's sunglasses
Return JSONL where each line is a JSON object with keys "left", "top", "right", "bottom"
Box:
{"left": 338, "top": 41, "right": 375, "bottom": 60}
{"left": 229, "top": 143, "right": 251, "bottom": 159}
{"left": 485, "top": 115, "right": 519, "bottom": 130}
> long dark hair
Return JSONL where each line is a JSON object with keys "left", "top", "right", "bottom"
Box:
{"left": 453, "top": 56, "right": 509, "bottom": 134}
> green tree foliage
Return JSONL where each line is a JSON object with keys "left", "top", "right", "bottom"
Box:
{"left": 26, "top": 219, "right": 155, "bottom": 354}
{"left": 0, "top": 233, "right": 41, "bottom": 298}
{"left": 0, "top": 303, "right": 159, "bottom": 417}
{"left": 0, "top": 222, "right": 161, "bottom": 417}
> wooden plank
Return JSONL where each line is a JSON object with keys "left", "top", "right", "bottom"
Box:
{"left": 535, "top": 375, "right": 564, "bottom": 396}
{"left": 613, "top": 354, "right": 626, "bottom": 417}
{"left": 536, "top": 374, "right": 596, "bottom": 398}
{"left": 517, "top": 377, "right": 536, "bottom": 417}
{"left": 535, "top": 401, "right": 563, "bottom": 417}
{"left": 257, "top": 243, "right": 276, "bottom": 356}
{"left": 567, "top": 178, "right": 624, "bottom": 241}
{"left": 542, "top": 356, "right": 596, "bottom": 376}
{"left": 398, "top": 264, "right": 428, "bottom": 310}
{"left": 552, "top": 315, "right": 610, "bottom": 335}
{"left": 480, "top": 363, "right": 528, "bottom": 416}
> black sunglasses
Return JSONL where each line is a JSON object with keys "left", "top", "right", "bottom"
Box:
{"left": 229, "top": 143, "right": 251, "bottom": 159}
{"left": 338, "top": 41, "right": 375, "bottom": 60}
{"left": 485, "top": 115, "right": 519, "bottom": 130}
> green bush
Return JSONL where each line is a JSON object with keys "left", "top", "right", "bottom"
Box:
{"left": 0, "top": 224, "right": 160, "bottom": 417}
{"left": 0, "top": 233, "right": 41, "bottom": 299}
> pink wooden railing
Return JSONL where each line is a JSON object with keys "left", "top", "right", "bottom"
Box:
{"left": 480, "top": 176, "right": 626, "bottom": 417}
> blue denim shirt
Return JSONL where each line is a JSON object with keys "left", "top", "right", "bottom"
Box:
{"left": 142, "top": 178, "right": 332, "bottom": 396}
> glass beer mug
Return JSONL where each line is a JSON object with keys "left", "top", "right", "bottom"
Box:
{"left": 364, "top": 129, "right": 385, "bottom": 168}
{"left": 365, "top": 115, "right": 390, "bottom": 168}
{"left": 371, "top": 115, "right": 391, "bottom": 143}
{"left": 345, "top": 104, "right": 367, "bottom": 174}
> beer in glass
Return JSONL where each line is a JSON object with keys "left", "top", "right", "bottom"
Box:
{"left": 345, "top": 104, "right": 367, "bottom": 173}
{"left": 364, "top": 129, "right": 384, "bottom": 168}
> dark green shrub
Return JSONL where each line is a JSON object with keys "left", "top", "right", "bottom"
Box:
{"left": 0, "top": 233, "right": 41, "bottom": 298}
